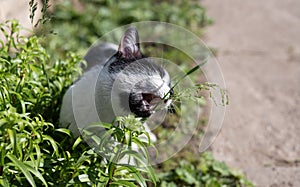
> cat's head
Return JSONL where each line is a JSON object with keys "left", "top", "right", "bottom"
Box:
{"left": 106, "top": 27, "right": 173, "bottom": 118}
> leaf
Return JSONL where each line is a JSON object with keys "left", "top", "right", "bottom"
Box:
{"left": 84, "top": 122, "right": 112, "bottom": 131}
{"left": 127, "top": 166, "right": 147, "bottom": 187}
{"left": 72, "top": 136, "right": 82, "bottom": 150}
{"left": 132, "top": 137, "right": 150, "bottom": 161}
{"left": 144, "top": 165, "right": 157, "bottom": 186}
{"left": 55, "top": 128, "right": 72, "bottom": 137}
{"left": 108, "top": 161, "right": 116, "bottom": 179}
{"left": 24, "top": 163, "right": 48, "bottom": 187}
{"left": 0, "top": 144, "right": 5, "bottom": 166}
{"left": 76, "top": 152, "right": 91, "bottom": 167}
{"left": 0, "top": 176, "right": 10, "bottom": 187}
{"left": 43, "top": 135, "right": 59, "bottom": 157}
{"left": 118, "top": 149, "right": 156, "bottom": 185}
{"left": 78, "top": 174, "right": 90, "bottom": 183}
{"left": 110, "top": 180, "right": 138, "bottom": 187}
{"left": 99, "top": 129, "right": 115, "bottom": 150}
{"left": 33, "top": 144, "right": 41, "bottom": 169}
{"left": 119, "top": 150, "right": 147, "bottom": 166}
{"left": 6, "top": 154, "right": 36, "bottom": 187}
{"left": 7, "top": 129, "right": 17, "bottom": 155}
{"left": 212, "top": 162, "right": 230, "bottom": 176}
{"left": 125, "top": 130, "right": 132, "bottom": 146}
{"left": 114, "top": 165, "right": 148, "bottom": 187}
{"left": 185, "top": 64, "right": 201, "bottom": 76}
{"left": 175, "top": 167, "right": 198, "bottom": 185}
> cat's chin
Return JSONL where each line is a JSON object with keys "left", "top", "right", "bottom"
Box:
{"left": 131, "top": 102, "right": 153, "bottom": 118}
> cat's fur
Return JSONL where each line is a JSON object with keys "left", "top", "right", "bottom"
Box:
{"left": 59, "top": 27, "right": 172, "bottom": 141}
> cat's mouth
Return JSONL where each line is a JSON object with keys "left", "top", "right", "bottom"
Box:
{"left": 129, "top": 90, "right": 173, "bottom": 118}
{"left": 141, "top": 93, "right": 161, "bottom": 110}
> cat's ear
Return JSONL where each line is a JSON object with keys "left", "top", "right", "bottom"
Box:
{"left": 118, "top": 27, "right": 142, "bottom": 59}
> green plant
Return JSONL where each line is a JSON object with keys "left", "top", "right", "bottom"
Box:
{"left": 0, "top": 20, "right": 82, "bottom": 121}
{"left": 157, "top": 153, "right": 254, "bottom": 187}
{"left": 0, "top": 19, "right": 81, "bottom": 186}
{"left": 0, "top": 20, "right": 157, "bottom": 186}
{"left": 29, "top": 0, "right": 51, "bottom": 27}
{"left": 81, "top": 115, "right": 157, "bottom": 186}
{"left": 37, "top": 0, "right": 213, "bottom": 58}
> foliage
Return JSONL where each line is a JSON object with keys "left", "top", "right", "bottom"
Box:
{"left": 157, "top": 153, "right": 254, "bottom": 187}
{"left": 0, "top": 20, "right": 82, "bottom": 121}
{"left": 37, "top": 0, "right": 213, "bottom": 58}
{"left": 81, "top": 115, "right": 157, "bottom": 186}
{"left": 29, "top": 0, "right": 51, "bottom": 27}
{"left": 0, "top": 20, "right": 156, "bottom": 186}
{"left": 0, "top": 19, "right": 78, "bottom": 186}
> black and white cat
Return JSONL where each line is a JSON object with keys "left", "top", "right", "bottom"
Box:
{"left": 59, "top": 27, "right": 172, "bottom": 140}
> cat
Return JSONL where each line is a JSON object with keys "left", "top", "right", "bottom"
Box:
{"left": 59, "top": 27, "right": 173, "bottom": 142}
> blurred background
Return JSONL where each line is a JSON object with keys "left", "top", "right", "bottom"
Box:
{"left": 201, "top": 0, "right": 300, "bottom": 186}
{"left": 1, "top": 0, "right": 299, "bottom": 186}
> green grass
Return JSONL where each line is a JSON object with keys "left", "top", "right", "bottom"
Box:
{"left": 36, "top": 0, "right": 212, "bottom": 58}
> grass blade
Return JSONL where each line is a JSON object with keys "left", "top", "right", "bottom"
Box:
{"left": 72, "top": 136, "right": 83, "bottom": 150}
{"left": 43, "top": 135, "right": 59, "bottom": 157}
{"left": 6, "top": 154, "right": 36, "bottom": 187}
{"left": 24, "top": 163, "right": 48, "bottom": 187}
{"left": 110, "top": 180, "right": 138, "bottom": 187}
{"left": 55, "top": 128, "right": 72, "bottom": 137}
{"left": 7, "top": 129, "right": 17, "bottom": 155}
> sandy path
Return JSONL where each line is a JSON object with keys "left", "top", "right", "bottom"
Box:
{"left": 201, "top": 0, "right": 300, "bottom": 186}
{"left": 0, "top": 0, "right": 41, "bottom": 40}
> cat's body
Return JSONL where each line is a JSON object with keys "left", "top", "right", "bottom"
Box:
{"left": 59, "top": 27, "right": 172, "bottom": 140}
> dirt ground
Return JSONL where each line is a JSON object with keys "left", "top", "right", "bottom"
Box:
{"left": 201, "top": 0, "right": 300, "bottom": 186}
{"left": 0, "top": 0, "right": 42, "bottom": 38}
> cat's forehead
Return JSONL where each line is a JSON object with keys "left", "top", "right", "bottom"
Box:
{"left": 108, "top": 56, "right": 168, "bottom": 80}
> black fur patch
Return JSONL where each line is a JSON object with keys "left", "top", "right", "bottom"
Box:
{"left": 107, "top": 52, "right": 166, "bottom": 79}
{"left": 107, "top": 52, "right": 142, "bottom": 74}
{"left": 129, "top": 92, "right": 152, "bottom": 118}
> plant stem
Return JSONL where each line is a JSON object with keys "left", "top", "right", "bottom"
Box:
{"left": 105, "top": 133, "right": 127, "bottom": 187}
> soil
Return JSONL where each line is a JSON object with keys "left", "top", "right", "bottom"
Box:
{"left": 201, "top": 0, "right": 300, "bottom": 186}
